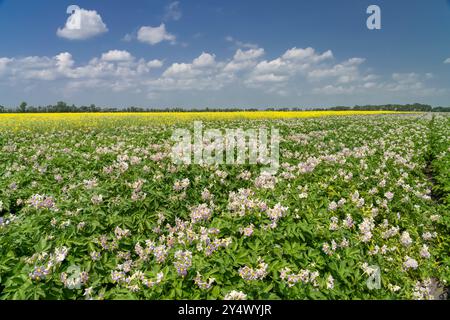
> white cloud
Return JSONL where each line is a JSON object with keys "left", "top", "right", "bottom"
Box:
{"left": 282, "top": 47, "right": 333, "bottom": 62}
{"left": 246, "top": 73, "right": 287, "bottom": 83}
{"left": 313, "top": 85, "right": 356, "bottom": 95}
{"left": 392, "top": 72, "right": 419, "bottom": 84}
{"left": 387, "top": 73, "right": 424, "bottom": 92}
{"left": 164, "top": 2, "right": 182, "bottom": 21}
{"left": 193, "top": 52, "right": 216, "bottom": 67}
{"left": 233, "top": 48, "right": 265, "bottom": 61}
{"left": 0, "top": 51, "right": 162, "bottom": 85}
{"left": 224, "top": 48, "right": 265, "bottom": 72}
{"left": 101, "top": 50, "right": 134, "bottom": 62}
{"left": 0, "top": 46, "right": 365, "bottom": 94}
{"left": 155, "top": 52, "right": 230, "bottom": 92}
{"left": 308, "top": 57, "right": 365, "bottom": 83}
{"left": 2, "top": 55, "right": 60, "bottom": 80}
{"left": 57, "top": 8, "right": 108, "bottom": 40}
{"left": 137, "top": 24, "right": 176, "bottom": 45}
{"left": 161, "top": 52, "right": 219, "bottom": 84}
{"left": 254, "top": 58, "right": 286, "bottom": 74}
{"left": 1, "top": 46, "right": 446, "bottom": 105}
{"left": 444, "top": 58, "right": 450, "bottom": 64}
{"left": 55, "top": 52, "right": 75, "bottom": 71}
{"left": 246, "top": 47, "right": 336, "bottom": 86}
{"left": 0, "top": 57, "right": 13, "bottom": 75}
{"left": 363, "top": 82, "right": 377, "bottom": 89}
{"left": 163, "top": 63, "right": 195, "bottom": 78}
{"left": 147, "top": 60, "right": 164, "bottom": 68}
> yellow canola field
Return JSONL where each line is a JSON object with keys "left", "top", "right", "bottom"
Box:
{"left": 0, "top": 111, "right": 418, "bottom": 130}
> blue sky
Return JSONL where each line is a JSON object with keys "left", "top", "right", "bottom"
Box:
{"left": 0, "top": 0, "right": 449, "bottom": 108}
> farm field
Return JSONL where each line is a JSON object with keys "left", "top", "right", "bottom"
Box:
{"left": 0, "top": 111, "right": 449, "bottom": 300}
{"left": 0, "top": 110, "right": 407, "bottom": 129}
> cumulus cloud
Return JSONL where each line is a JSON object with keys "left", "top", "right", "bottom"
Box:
{"left": 313, "top": 85, "right": 356, "bottom": 95}
{"left": 282, "top": 47, "right": 333, "bottom": 62}
{"left": 386, "top": 73, "right": 425, "bottom": 92}
{"left": 147, "top": 60, "right": 164, "bottom": 68}
{"left": 444, "top": 58, "right": 450, "bottom": 64}
{"left": 163, "top": 63, "right": 196, "bottom": 78}
{"left": 0, "top": 57, "right": 12, "bottom": 75}
{"left": 247, "top": 73, "right": 287, "bottom": 84}
{"left": 193, "top": 52, "right": 216, "bottom": 67}
{"left": 0, "top": 46, "right": 445, "bottom": 104}
{"left": 137, "top": 24, "right": 176, "bottom": 45}
{"left": 308, "top": 58, "right": 365, "bottom": 83}
{"left": 55, "top": 52, "right": 75, "bottom": 71}
{"left": 223, "top": 48, "right": 265, "bottom": 72}
{"left": 0, "top": 51, "right": 162, "bottom": 86}
{"left": 159, "top": 52, "right": 223, "bottom": 91}
{"left": 233, "top": 48, "right": 265, "bottom": 61}
{"left": 101, "top": 50, "right": 134, "bottom": 62}
{"left": 253, "top": 58, "right": 286, "bottom": 74}
{"left": 57, "top": 8, "right": 108, "bottom": 40}
{"left": 245, "top": 47, "right": 335, "bottom": 87}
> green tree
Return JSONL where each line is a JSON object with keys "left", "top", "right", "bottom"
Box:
{"left": 55, "top": 101, "right": 68, "bottom": 112}
{"left": 18, "top": 102, "right": 27, "bottom": 113}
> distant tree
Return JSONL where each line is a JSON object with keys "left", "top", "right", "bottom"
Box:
{"left": 88, "top": 104, "right": 99, "bottom": 112}
{"left": 54, "top": 101, "right": 67, "bottom": 112}
{"left": 3, "top": 101, "right": 448, "bottom": 113}
{"left": 18, "top": 101, "right": 27, "bottom": 113}
{"left": 27, "top": 106, "right": 37, "bottom": 113}
{"left": 432, "top": 106, "right": 450, "bottom": 112}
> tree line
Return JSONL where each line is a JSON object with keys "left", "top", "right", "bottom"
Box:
{"left": 0, "top": 101, "right": 448, "bottom": 113}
